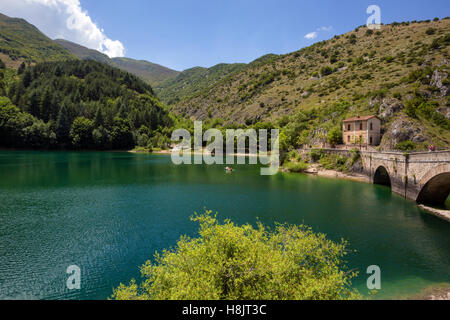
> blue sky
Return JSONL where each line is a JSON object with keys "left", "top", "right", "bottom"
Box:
{"left": 80, "top": 0, "right": 449, "bottom": 70}
{"left": 1, "top": 0, "right": 449, "bottom": 71}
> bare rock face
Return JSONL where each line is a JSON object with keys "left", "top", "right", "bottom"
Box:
{"left": 308, "top": 128, "right": 328, "bottom": 147}
{"left": 430, "top": 70, "right": 449, "bottom": 97}
{"left": 379, "top": 117, "right": 426, "bottom": 150}
{"left": 378, "top": 98, "right": 404, "bottom": 120}
{"left": 301, "top": 91, "right": 310, "bottom": 98}
{"left": 350, "top": 159, "right": 364, "bottom": 173}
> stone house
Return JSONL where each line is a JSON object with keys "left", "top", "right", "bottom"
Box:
{"left": 343, "top": 115, "right": 381, "bottom": 146}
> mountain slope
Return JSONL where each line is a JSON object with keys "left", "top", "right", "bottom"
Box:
{"left": 55, "top": 38, "right": 179, "bottom": 86}
{"left": 0, "top": 13, "right": 76, "bottom": 68}
{"left": 54, "top": 39, "right": 110, "bottom": 64}
{"left": 155, "top": 62, "right": 249, "bottom": 105}
{"left": 170, "top": 19, "right": 450, "bottom": 150}
{"left": 111, "top": 57, "right": 180, "bottom": 86}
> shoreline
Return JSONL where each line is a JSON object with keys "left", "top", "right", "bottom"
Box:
{"left": 284, "top": 163, "right": 370, "bottom": 184}
{"left": 418, "top": 205, "right": 450, "bottom": 223}
{"left": 129, "top": 149, "right": 266, "bottom": 157}
{"left": 404, "top": 285, "right": 450, "bottom": 300}
{"left": 307, "top": 168, "right": 369, "bottom": 183}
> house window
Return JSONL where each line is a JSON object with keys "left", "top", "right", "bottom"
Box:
{"left": 370, "top": 123, "right": 373, "bottom": 131}
{"left": 347, "top": 124, "right": 351, "bottom": 131}
{"left": 347, "top": 136, "right": 351, "bottom": 142}
{"left": 370, "top": 137, "right": 373, "bottom": 145}
{"left": 360, "top": 123, "right": 363, "bottom": 130}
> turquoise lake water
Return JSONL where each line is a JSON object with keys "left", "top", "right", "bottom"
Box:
{"left": 0, "top": 151, "right": 449, "bottom": 300}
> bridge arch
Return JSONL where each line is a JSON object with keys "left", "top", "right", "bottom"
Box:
{"left": 373, "top": 166, "right": 392, "bottom": 187}
{"left": 416, "top": 164, "right": 450, "bottom": 206}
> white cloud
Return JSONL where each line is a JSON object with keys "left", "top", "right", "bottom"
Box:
{"left": 304, "top": 26, "right": 333, "bottom": 40}
{"left": 318, "top": 26, "right": 333, "bottom": 32}
{"left": 304, "top": 32, "right": 318, "bottom": 40}
{"left": 0, "top": 0, "right": 125, "bottom": 57}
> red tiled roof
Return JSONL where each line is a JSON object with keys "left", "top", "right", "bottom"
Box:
{"left": 343, "top": 115, "right": 378, "bottom": 122}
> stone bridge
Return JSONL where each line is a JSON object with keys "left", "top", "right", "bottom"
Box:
{"left": 318, "top": 149, "right": 450, "bottom": 206}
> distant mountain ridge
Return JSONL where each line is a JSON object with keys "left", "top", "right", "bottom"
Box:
{"left": 110, "top": 57, "right": 180, "bottom": 86}
{"left": 55, "top": 39, "right": 180, "bottom": 86}
{"left": 54, "top": 39, "right": 110, "bottom": 64}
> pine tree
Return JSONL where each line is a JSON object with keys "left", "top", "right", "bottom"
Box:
{"left": 117, "top": 100, "right": 127, "bottom": 119}
{"left": 28, "top": 91, "right": 40, "bottom": 118}
{"left": 40, "top": 88, "right": 52, "bottom": 122}
{"left": 56, "top": 104, "right": 70, "bottom": 145}
{"left": 22, "top": 70, "right": 32, "bottom": 88}
{"left": 94, "top": 107, "right": 104, "bottom": 127}
{"left": 50, "top": 93, "right": 62, "bottom": 121}
{"left": 150, "top": 110, "right": 159, "bottom": 130}
{"left": 18, "top": 62, "right": 26, "bottom": 75}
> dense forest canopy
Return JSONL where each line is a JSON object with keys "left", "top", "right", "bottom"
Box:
{"left": 0, "top": 60, "right": 175, "bottom": 150}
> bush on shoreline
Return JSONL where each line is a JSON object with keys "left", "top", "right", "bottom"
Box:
{"left": 284, "top": 161, "right": 309, "bottom": 173}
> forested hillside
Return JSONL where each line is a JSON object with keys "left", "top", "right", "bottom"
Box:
{"left": 0, "top": 13, "right": 75, "bottom": 68}
{"left": 169, "top": 19, "right": 450, "bottom": 150}
{"left": 0, "top": 60, "right": 174, "bottom": 150}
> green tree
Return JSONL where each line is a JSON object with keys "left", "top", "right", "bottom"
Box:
{"left": 320, "top": 66, "right": 333, "bottom": 76}
{"left": 56, "top": 104, "right": 70, "bottom": 145}
{"left": 23, "top": 119, "right": 56, "bottom": 149}
{"left": 0, "top": 97, "right": 37, "bottom": 147}
{"left": 111, "top": 117, "right": 134, "bottom": 150}
{"left": 18, "top": 62, "right": 26, "bottom": 75}
{"left": 39, "top": 87, "right": 53, "bottom": 122}
{"left": 92, "top": 126, "right": 111, "bottom": 150}
{"left": 327, "top": 127, "right": 343, "bottom": 147}
{"left": 94, "top": 107, "right": 104, "bottom": 127}
{"left": 70, "top": 117, "right": 94, "bottom": 149}
{"left": 354, "top": 136, "right": 365, "bottom": 149}
{"left": 27, "top": 90, "right": 40, "bottom": 118}
{"left": 278, "top": 130, "right": 290, "bottom": 152}
{"left": 395, "top": 140, "right": 415, "bottom": 151}
{"left": 137, "top": 125, "right": 151, "bottom": 147}
{"left": 112, "top": 211, "right": 361, "bottom": 300}
{"left": 21, "top": 70, "right": 32, "bottom": 88}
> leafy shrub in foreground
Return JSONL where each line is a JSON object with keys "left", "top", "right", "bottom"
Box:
{"left": 112, "top": 211, "right": 361, "bottom": 300}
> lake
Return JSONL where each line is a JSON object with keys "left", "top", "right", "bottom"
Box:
{"left": 0, "top": 151, "right": 449, "bottom": 300}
